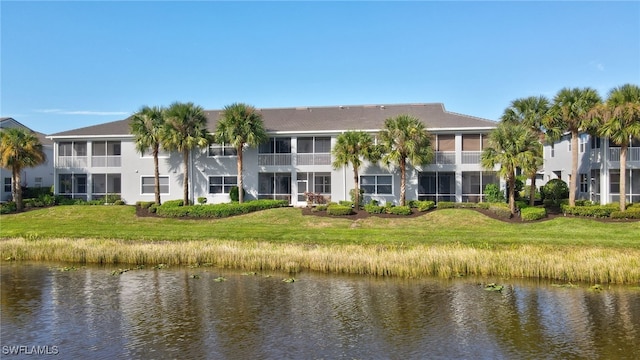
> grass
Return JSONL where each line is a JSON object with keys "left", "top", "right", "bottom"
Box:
{"left": 1, "top": 205, "right": 639, "bottom": 283}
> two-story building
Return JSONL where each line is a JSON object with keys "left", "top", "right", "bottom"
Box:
{"left": 544, "top": 133, "right": 640, "bottom": 204}
{"left": 46, "top": 103, "right": 500, "bottom": 206}
{"left": 0, "top": 117, "right": 55, "bottom": 202}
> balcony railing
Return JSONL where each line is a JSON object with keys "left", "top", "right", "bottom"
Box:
{"left": 91, "top": 156, "right": 122, "bottom": 167}
{"left": 58, "top": 156, "right": 88, "bottom": 168}
{"left": 296, "top": 153, "right": 331, "bottom": 166}
{"left": 435, "top": 151, "right": 456, "bottom": 165}
{"left": 461, "top": 151, "right": 481, "bottom": 164}
{"left": 258, "top": 154, "right": 292, "bottom": 166}
{"left": 590, "top": 149, "right": 602, "bottom": 163}
{"left": 609, "top": 147, "right": 640, "bottom": 163}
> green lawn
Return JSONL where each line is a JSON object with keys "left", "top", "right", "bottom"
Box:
{"left": 1, "top": 205, "right": 638, "bottom": 249}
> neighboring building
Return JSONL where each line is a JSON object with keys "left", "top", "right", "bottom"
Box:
{"left": 544, "top": 133, "right": 640, "bottom": 204}
{"left": 46, "top": 103, "right": 501, "bottom": 206}
{"left": 0, "top": 118, "right": 55, "bottom": 202}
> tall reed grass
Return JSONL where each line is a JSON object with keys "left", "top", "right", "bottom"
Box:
{"left": 2, "top": 238, "right": 639, "bottom": 284}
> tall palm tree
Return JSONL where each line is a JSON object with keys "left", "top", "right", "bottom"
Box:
{"left": 378, "top": 114, "right": 433, "bottom": 206}
{"left": 481, "top": 122, "right": 540, "bottom": 215}
{"left": 332, "top": 131, "right": 380, "bottom": 210}
{"left": 590, "top": 84, "right": 640, "bottom": 211}
{"left": 130, "top": 105, "right": 166, "bottom": 205}
{"left": 215, "top": 103, "right": 267, "bottom": 203}
{"left": 0, "top": 128, "right": 47, "bottom": 211}
{"left": 163, "top": 102, "right": 211, "bottom": 205}
{"left": 546, "top": 87, "right": 602, "bottom": 206}
{"left": 501, "top": 96, "right": 550, "bottom": 205}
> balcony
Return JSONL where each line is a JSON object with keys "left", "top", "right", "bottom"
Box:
{"left": 91, "top": 156, "right": 122, "bottom": 167}
{"left": 609, "top": 147, "right": 640, "bottom": 163}
{"left": 58, "top": 156, "right": 88, "bottom": 168}
{"left": 435, "top": 151, "right": 456, "bottom": 165}
{"left": 461, "top": 151, "right": 482, "bottom": 164}
{"left": 258, "top": 154, "right": 292, "bottom": 166}
{"left": 296, "top": 153, "right": 331, "bottom": 166}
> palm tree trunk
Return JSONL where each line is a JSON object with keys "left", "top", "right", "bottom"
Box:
{"left": 508, "top": 174, "right": 516, "bottom": 215}
{"left": 183, "top": 149, "right": 190, "bottom": 205}
{"left": 237, "top": 146, "right": 244, "bottom": 203}
{"left": 400, "top": 158, "right": 406, "bottom": 206}
{"left": 153, "top": 146, "right": 161, "bottom": 205}
{"left": 570, "top": 131, "right": 579, "bottom": 206}
{"left": 529, "top": 174, "right": 536, "bottom": 206}
{"left": 353, "top": 166, "right": 359, "bottom": 211}
{"left": 13, "top": 168, "right": 23, "bottom": 211}
{"left": 620, "top": 145, "right": 627, "bottom": 212}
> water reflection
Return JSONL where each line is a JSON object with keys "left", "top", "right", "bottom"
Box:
{"left": 1, "top": 263, "right": 639, "bottom": 359}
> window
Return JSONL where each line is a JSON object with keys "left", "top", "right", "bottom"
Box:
{"left": 74, "top": 142, "right": 87, "bottom": 156}
{"left": 59, "top": 174, "right": 87, "bottom": 194}
{"left": 550, "top": 143, "right": 555, "bottom": 158}
{"left": 3, "top": 178, "right": 11, "bottom": 192}
{"left": 580, "top": 173, "right": 588, "bottom": 193}
{"left": 436, "top": 135, "right": 455, "bottom": 151}
{"left": 579, "top": 134, "right": 588, "bottom": 153}
{"left": 93, "top": 174, "right": 122, "bottom": 195}
{"left": 208, "top": 176, "right": 237, "bottom": 194}
{"left": 591, "top": 136, "right": 601, "bottom": 149}
{"left": 462, "top": 135, "right": 480, "bottom": 151}
{"left": 610, "top": 171, "right": 620, "bottom": 194}
{"left": 259, "top": 138, "right": 291, "bottom": 154}
{"left": 141, "top": 176, "right": 169, "bottom": 194}
{"left": 59, "top": 142, "right": 73, "bottom": 156}
{"left": 418, "top": 171, "right": 456, "bottom": 202}
{"left": 208, "top": 143, "right": 237, "bottom": 157}
{"left": 360, "top": 175, "right": 392, "bottom": 195}
{"left": 314, "top": 173, "right": 331, "bottom": 193}
{"left": 258, "top": 172, "right": 291, "bottom": 200}
{"left": 298, "top": 137, "right": 331, "bottom": 154}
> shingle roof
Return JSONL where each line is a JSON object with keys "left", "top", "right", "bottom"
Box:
{"left": 0, "top": 117, "right": 53, "bottom": 145}
{"left": 48, "top": 103, "right": 496, "bottom": 138}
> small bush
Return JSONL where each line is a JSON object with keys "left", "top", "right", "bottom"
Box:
{"left": 521, "top": 207, "right": 547, "bottom": 221}
{"left": 136, "top": 201, "right": 155, "bottom": 209}
{"left": 515, "top": 200, "right": 529, "bottom": 210}
{"left": 416, "top": 200, "right": 436, "bottom": 212}
{"left": 611, "top": 208, "right": 640, "bottom": 219}
{"left": 387, "top": 206, "right": 412, "bottom": 215}
{"left": 437, "top": 201, "right": 455, "bottom": 209}
{"left": 364, "top": 204, "right": 386, "bottom": 214}
{"left": 311, "top": 204, "right": 328, "bottom": 212}
{"left": 1, "top": 201, "right": 17, "bottom": 214}
{"left": 484, "top": 183, "right": 505, "bottom": 203}
{"left": 161, "top": 199, "right": 184, "bottom": 207}
{"left": 339, "top": 201, "right": 354, "bottom": 207}
{"left": 114, "top": 200, "right": 125, "bottom": 205}
{"left": 541, "top": 179, "right": 569, "bottom": 205}
{"left": 156, "top": 200, "right": 287, "bottom": 218}
{"left": 197, "top": 197, "right": 207, "bottom": 205}
{"left": 561, "top": 204, "right": 619, "bottom": 218}
{"left": 488, "top": 204, "right": 512, "bottom": 219}
{"left": 229, "top": 186, "right": 246, "bottom": 202}
{"left": 103, "top": 194, "right": 121, "bottom": 204}
{"left": 349, "top": 188, "right": 365, "bottom": 208}
{"left": 327, "top": 204, "right": 353, "bottom": 216}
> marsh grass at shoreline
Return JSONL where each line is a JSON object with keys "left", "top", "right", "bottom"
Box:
{"left": 2, "top": 238, "right": 639, "bottom": 284}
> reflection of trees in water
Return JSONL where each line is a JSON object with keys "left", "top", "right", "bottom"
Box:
{"left": 0, "top": 265, "right": 46, "bottom": 322}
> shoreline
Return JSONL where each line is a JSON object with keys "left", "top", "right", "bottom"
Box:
{"left": 2, "top": 238, "right": 639, "bottom": 285}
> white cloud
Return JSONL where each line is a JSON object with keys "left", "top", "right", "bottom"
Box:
{"left": 34, "top": 109, "right": 129, "bottom": 116}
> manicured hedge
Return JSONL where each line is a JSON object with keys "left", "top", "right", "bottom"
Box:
{"left": 437, "top": 201, "right": 455, "bottom": 209}
{"left": 521, "top": 207, "right": 547, "bottom": 221}
{"left": 416, "top": 200, "right": 436, "bottom": 212}
{"left": 387, "top": 206, "right": 412, "bottom": 215}
{"left": 327, "top": 204, "right": 353, "bottom": 216}
{"left": 561, "top": 204, "right": 619, "bottom": 218}
{"left": 364, "top": 204, "right": 386, "bottom": 214}
{"left": 154, "top": 200, "right": 287, "bottom": 218}
{"left": 611, "top": 207, "right": 640, "bottom": 219}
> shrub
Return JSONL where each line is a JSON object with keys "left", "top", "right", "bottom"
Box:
{"left": 521, "top": 185, "right": 542, "bottom": 201}
{"left": 103, "top": 194, "right": 121, "bottom": 204}
{"left": 484, "top": 184, "right": 505, "bottom": 203}
{"left": 364, "top": 204, "right": 386, "bottom": 214}
{"left": 136, "top": 201, "right": 155, "bottom": 209}
{"left": 611, "top": 207, "right": 640, "bottom": 219}
{"left": 416, "top": 200, "right": 436, "bottom": 212}
{"left": 515, "top": 200, "right": 529, "bottom": 210}
{"left": 387, "top": 206, "right": 412, "bottom": 215}
{"left": 349, "top": 188, "right": 365, "bottom": 208}
{"left": 327, "top": 204, "right": 353, "bottom": 216}
{"left": 155, "top": 200, "right": 287, "bottom": 218}
{"left": 311, "top": 204, "right": 328, "bottom": 212}
{"left": 339, "top": 201, "right": 354, "bottom": 207}
{"left": 114, "top": 200, "right": 125, "bottom": 205}
{"left": 488, "top": 203, "right": 512, "bottom": 219}
{"left": 161, "top": 199, "right": 184, "bottom": 207}
{"left": 437, "top": 201, "right": 455, "bottom": 209}
{"left": 521, "top": 207, "right": 547, "bottom": 221}
{"left": 541, "top": 179, "right": 569, "bottom": 205}
{"left": 0, "top": 201, "right": 17, "bottom": 214}
{"left": 229, "top": 186, "right": 245, "bottom": 202}
{"left": 561, "top": 204, "right": 619, "bottom": 218}
{"left": 39, "top": 194, "right": 56, "bottom": 206}
{"left": 22, "top": 186, "right": 53, "bottom": 199}
{"left": 197, "top": 197, "right": 207, "bottom": 205}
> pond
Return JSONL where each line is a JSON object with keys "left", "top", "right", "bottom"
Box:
{"left": 1, "top": 262, "right": 639, "bottom": 359}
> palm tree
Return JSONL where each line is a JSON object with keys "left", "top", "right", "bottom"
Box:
{"left": 590, "top": 84, "right": 640, "bottom": 211}
{"left": 332, "top": 131, "right": 380, "bottom": 210}
{"left": 481, "top": 122, "right": 540, "bottom": 215}
{"left": 0, "top": 128, "right": 47, "bottom": 211}
{"left": 215, "top": 103, "right": 267, "bottom": 203}
{"left": 546, "top": 87, "right": 602, "bottom": 206}
{"left": 501, "top": 96, "right": 550, "bottom": 205}
{"left": 378, "top": 114, "right": 433, "bottom": 206}
{"left": 163, "top": 102, "right": 211, "bottom": 205}
{"left": 130, "top": 105, "right": 166, "bottom": 205}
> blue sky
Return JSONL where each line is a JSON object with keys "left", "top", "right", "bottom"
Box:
{"left": 1, "top": 1, "right": 638, "bottom": 135}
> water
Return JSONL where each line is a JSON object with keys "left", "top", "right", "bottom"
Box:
{"left": 1, "top": 263, "right": 639, "bottom": 359}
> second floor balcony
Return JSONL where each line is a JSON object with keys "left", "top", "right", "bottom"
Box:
{"left": 609, "top": 147, "right": 640, "bottom": 163}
